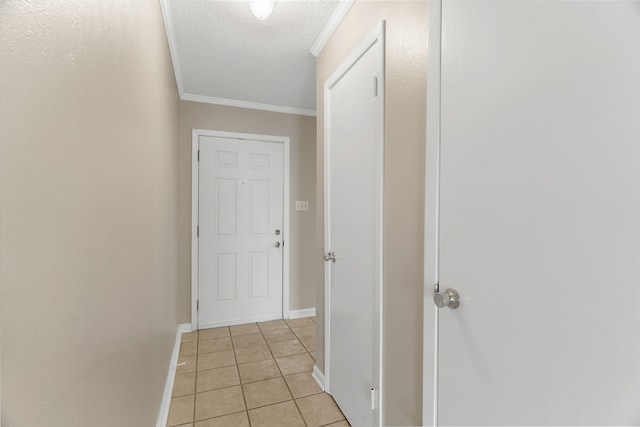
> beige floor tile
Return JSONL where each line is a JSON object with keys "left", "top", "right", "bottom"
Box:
{"left": 167, "top": 394, "right": 194, "bottom": 426}
{"left": 173, "top": 372, "right": 196, "bottom": 397}
{"left": 198, "top": 337, "right": 232, "bottom": 354}
{"left": 323, "top": 420, "right": 350, "bottom": 427}
{"left": 174, "top": 424, "right": 194, "bottom": 427}
{"left": 285, "top": 317, "right": 314, "bottom": 328}
{"left": 182, "top": 331, "right": 198, "bottom": 343}
{"left": 268, "top": 339, "right": 306, "bottom": 358}
{"left": 229, "top": 323, "right": 260, "bottom": 336}
{"left": 197, "top": 350, "right": 236, "bottom": 370}
{"left": 310, "top": 351, "right": 317, "bottom": 361}
{"left": 248, "top": 400, "right": 306, "bottom": 427}
{"left": 296, "top": 393, "right": 345, "bottom": 427}
{"left": 238, "top": 359, "right": 281, "bottom": 384}
{"left": 242, "top": 377, "right": 292, "bottom": 409}
{"left": 258, "top": 319, "right": 289, "bottom": 331}
{"left": 283, "top": 371, "right": 322, "bottom": 398}
{"left": 179, "top": 341, "right": 197, "bottom": 356}
{"left": 291, "top": 325, "right": 316, "bottom": 339}
{"left": 310, "top": 316, "right": 316, "bottom": 323}
{"left": 231, "top": 332, "right": 266, "bottom": 349}
{"left": 299, "top": 336, "right": 316, "bottom": 352}
{"left": 262, "top": 328, "right": 296, "bottom": 343}
{"left": 196, "top": 366, "right": 240, "bottom": 392}
{"left": 234, "top": 344, "right": 273, "bottom": 364}
{"left": 177, "top": 355, "right": 197, "bottom": 373}
{"left": 194, "top": 411, "right": 249, "bottom": 427}
{"left": 199, "top": 327, "right": 230, "bottom": 341}
{"left": 195, "top": 386, "right": 245, "bottom": 421}
{"left": 275, "top": 353, "right": 315, "bottom": 376}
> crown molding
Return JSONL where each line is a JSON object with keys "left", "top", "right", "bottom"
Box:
{"left": 310, "top": 0, "right": 356, "bottom": 57}
{"left": 181, "top": 93, "right": 317, "bottom": 117}
{"left": 159, "top": 0, "right": 185, "bottom": 96}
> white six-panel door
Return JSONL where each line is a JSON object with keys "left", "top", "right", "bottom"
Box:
{"left": 428, "top": 1, "right": 640, "bottom": 425}
{"left": 324, "top": 23, "right": 384, "bottom": 427}
{"left": 198, "top": 135, "right": 284, "bottom": 328}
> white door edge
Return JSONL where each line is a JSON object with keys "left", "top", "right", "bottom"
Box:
{"left": 323, "top": 21, "right": 385, "bottom": 427}
{"left": 423, "top": 0, "right": 441, "bottom": 425}
{"left": 191, "top": 129, "right": 291, "bottom": 331}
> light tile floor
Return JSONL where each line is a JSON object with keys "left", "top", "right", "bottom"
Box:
{"left": 168, "top": 317, "right": 350, "bottom": 427}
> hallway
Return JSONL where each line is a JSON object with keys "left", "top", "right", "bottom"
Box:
{"left": 168, "top": 317, "right": 348, "bottom": 427}
{"left": 0, "top": 0, "right": 429, "bottom": 424}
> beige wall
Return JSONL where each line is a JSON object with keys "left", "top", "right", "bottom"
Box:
{"left": 316, "top": 2, "right": 428, "bottom": 425}
{"left": 178, "top": 101, "right": 318, "bottom": 322}
{"left": 0, "top": 1, "right": 180, "bottom": 426}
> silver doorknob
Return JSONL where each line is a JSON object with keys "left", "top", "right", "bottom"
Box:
{"left": 275, "top": 242, "right": 281, "bottom": 248}
{"left": 324, "top": 252, "right": 336, "bottom": 262}
{"left": 434, "top": 288, "right": 461, "bottom": 309}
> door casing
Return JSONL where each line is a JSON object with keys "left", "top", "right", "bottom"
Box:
{"left": 323, "top": 21, "right": 385, "bottom": 426}
{"left": 423, "top": 1, "right": 441, "bottom": 425}
{"left": 191, "top": 129, "right": 290, "bottom": 331}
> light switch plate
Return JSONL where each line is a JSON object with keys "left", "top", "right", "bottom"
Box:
{"left": 295, "top": 201, "right": 309, "bottom": 211}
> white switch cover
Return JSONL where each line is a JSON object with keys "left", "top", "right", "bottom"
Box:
{"left": 295, "top": 201, "right": 309, "bottom": 211}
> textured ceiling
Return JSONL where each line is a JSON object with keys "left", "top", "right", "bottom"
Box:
{"left": 164, "top": 0, "right": 341, "bottom": 114}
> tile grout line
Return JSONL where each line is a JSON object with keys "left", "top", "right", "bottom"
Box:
{"left": 192, "top": 319, "right": 325, "bottom": 427}
{"left": 182, "top": 369, "right": 322, "bottom": 393}
{"left": 293, "top": 318, "right": 349, "bottom": 426}
{"left": 192, "top": 330, "right": 200, "bottom": 426}
{"left": 231, "top": 324, "right": 253, "bottom": 427}
{"left": 263, "top": 321, "right": 311, "bottom": 427}
{"left": 196, "top": 326, "right": 246, "bottom": 424}
{"left": 191, "top": 409, "right": 248, "bottom": 426}
{"left": 194, "top": 319, "right": 312, "bottom": 427}
{"left": 195, "top": 327, "right": 235, "bottom": 424}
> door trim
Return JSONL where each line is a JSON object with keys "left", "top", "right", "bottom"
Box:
{"left": 191, "top": 129, "right": 291, "bottom": 331}
{"left": 323, "top": 21, "right": 385, "bottom": 426}
{"left": 423, "top": 1, "right": 441, "bottom": 425}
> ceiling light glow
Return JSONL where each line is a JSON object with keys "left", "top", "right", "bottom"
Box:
{"left": 250, "top": 0, "right": 274, "bottom": 20}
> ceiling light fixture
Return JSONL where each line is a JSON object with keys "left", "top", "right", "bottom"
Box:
{"left": 250, "top": 0, "right": 274, "bottom": 20}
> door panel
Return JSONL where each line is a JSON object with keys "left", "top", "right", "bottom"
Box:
{"left": 438, "top": 1, "right": 640, "bottom": 425}
{"left": 216, "top": 179, "right": 237, "bottom": 236}
{"left": 199, "top": 136, "right": 283, "bottom": 328}
{"left": 325, "top": 28, "right": 383, "bottom": 427}
{"left": 249, "top": 180, "right": 269, "bottom": 235}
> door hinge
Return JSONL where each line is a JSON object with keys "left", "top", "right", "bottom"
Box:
{"left": 373, "top": 76, "right": 378, "bottom": 97}
{"left": 371, "top": 388, "right": 377, "bottom": 410}
{"left": 197, "top": 150, "right": 200, "bottom": 161}
{"left": 197, "top": 300, "right": 199, "bottom": 311}
{"left": 197, "top": 225, "right": 199, "bottom": 237}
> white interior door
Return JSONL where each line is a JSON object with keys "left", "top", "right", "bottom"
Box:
{"left": 324, "top": 24, "right": 384, "bottom": 427}
{"left": 434, "top": 1, "right": 640, "bottom": 424}
{"left": 198, "top": 135, "right": 284, "bottom": 328}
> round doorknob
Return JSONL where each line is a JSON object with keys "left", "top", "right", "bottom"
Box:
{"left": 275, "top": 242, "right": 281, "bottom": 248}
{"left": 434, "top": 288, "right": 461, "bottom": 309}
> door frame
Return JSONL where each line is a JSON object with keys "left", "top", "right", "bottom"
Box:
{"left": 191, "top": 129, "right": 291, "bottom": 331}
{"left": 323, "top": 21, "right": 385, "bottom": 425}
{"left": 423, "top": 0, "right": 441, "bottom": 425}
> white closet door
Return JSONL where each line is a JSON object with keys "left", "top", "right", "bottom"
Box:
{"left": 325, "top": 24, "right": 384, "bottom": 427}
{"left": 435, "top": 1, "right": 640, "bottom": 425}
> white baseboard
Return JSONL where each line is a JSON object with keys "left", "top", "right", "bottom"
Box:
{"left": 312, "top": 365, "right": 326, "bottom": 392}
{"left": 287, "top": 307, "right": 316, "bottom": 319}
{"left": 156, "top": 323, "right": 191, "bottom": 427}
